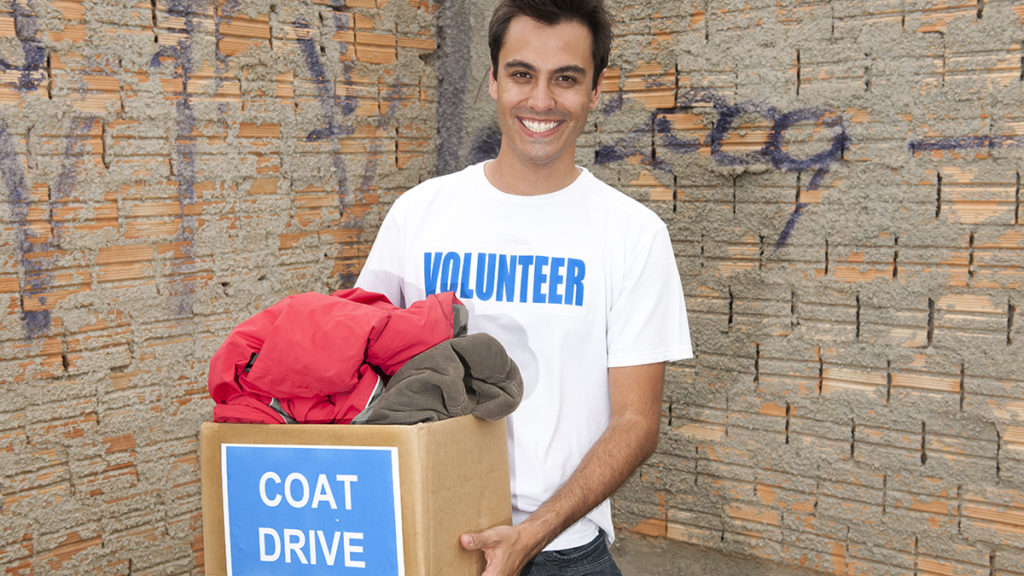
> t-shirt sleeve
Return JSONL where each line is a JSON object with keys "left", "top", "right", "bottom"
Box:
{"left": 355, "top": 206, "right": 407, "bottom": 308}
{"left": 606, "top": 221, "right": 693, "bottom": 367}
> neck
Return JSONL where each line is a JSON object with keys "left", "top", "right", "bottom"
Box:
{"left": 484, "top": 152, "right": 581, "bottom": 196}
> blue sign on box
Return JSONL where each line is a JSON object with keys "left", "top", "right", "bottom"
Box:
{"left": 221, "top": 444, "right": 404, "bottom": 575}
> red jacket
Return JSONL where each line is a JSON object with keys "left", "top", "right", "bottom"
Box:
{"left": 208, "top": 288, "right": 463, "bottom": 424}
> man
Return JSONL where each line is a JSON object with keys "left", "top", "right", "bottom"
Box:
{"left": 355, "top": 0, "right": 692, "bottom": 574}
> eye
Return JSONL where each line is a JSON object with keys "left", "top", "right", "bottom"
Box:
{"left": 510, "top": 70, "right": 532, "bottom": 81}
{"left": 554, "top": 75, "right": 579, "bottom": 87}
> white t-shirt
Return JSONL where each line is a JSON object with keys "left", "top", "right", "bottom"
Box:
{"left": 356, "top": 161, "right": 693, "bottom": 550}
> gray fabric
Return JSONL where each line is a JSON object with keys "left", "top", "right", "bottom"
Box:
{"left": 452, "top": 303, "right": 469, "bottom": 337}
{"left": 268, "top": 398, "right": 298, "bottom": 424}
{"left": 365, "top": 333, "right": 523, "bottom": 425}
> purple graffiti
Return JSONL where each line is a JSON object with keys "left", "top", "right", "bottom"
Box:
{"left": 296, "top": 17, "right": 358, "bottom": 137}
{"left": 0, "top": 2, "right": 48, "bottom": 337}
{"left": 908, "top": 135, "right": 1024, "bottom": 154}
{"left": 294, "top": 18, "right": 356, "bottom": 214}
{"left": 595, "top": 88, "right": 849, "bottom": 250}
{"left": 0, "top": 119, "right": 48, "bottom": 335}
{"left": 295, "top": 11, "right": 399, "bottom": 287}
{"left": 212, "top": 0, "right": 240, "bottom": 92}
{"left": 0, "top": 2, "right": 46, "bottom": 92}
{"left": 354, "top": 81, "right": 408, "bottom": 197}
{"left": 0, "top": 1, "right": 92, "bottom": 337}
{"left": 601, "top": 91, "right": 625, "bottom": 116}
{"left": 51, "top": 117, "right": 96, "bottom": 242}
{"left": 655, "top": 115, "right": 701, "bottom": 156}
{"left": 774, "top": 202, "right": 809, "bottom": 251}
{"left": 150, "top": 0, "right": 200, "bottom": 316}
{"left": 1, "top": 115, "right": 94, "bottom": 337}
{"left": 150, "top": 0, "right": 198, "bottom": 208}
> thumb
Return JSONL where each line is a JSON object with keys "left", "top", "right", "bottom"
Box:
{"left": 460, "top": 532, "right": 481, "bottom": 550}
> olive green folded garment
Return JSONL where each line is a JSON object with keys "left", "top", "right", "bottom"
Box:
{"left": 365, "top": 332, "right": 523, "bottom": 425}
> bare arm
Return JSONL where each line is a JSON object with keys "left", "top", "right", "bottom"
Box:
{"left": 461, "top": 362, "right": 665, "bottom": 575}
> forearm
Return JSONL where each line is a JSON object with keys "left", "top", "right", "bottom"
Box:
{"left": 515, "top": 363, "right": 665, "bottom": 554}
{"left": 516, "top": 409, "right": 659, "bottom": 551}
{"left": 460, "top": 363, "right": 665, "bottom": 575}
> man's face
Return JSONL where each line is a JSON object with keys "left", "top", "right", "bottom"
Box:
{"left": 489, "top": 15, "right": 603, "bottom": 171}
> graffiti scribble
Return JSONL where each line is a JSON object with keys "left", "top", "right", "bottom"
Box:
{"left": 294, "top": 18, "right": 356, "bottom": 214}
{"left": 596, "top": 88, "right": 849, "bottom": 250}
{"left": 0, "top": 118, "right": 46, "bottom": 335}
{"left": 150, "top": 0, "right": 201, "bottom": 316}
{"left": 0, "top": 1, "right": 46, "bottom": 91}
{"left": 0, "top": 1, "right": 96, "bottom": 337}
{"left": 908, "top": 135, "right": 1024, "bottom": 154}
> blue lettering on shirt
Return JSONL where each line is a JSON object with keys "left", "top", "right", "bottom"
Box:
{"left": 565, "top": 258, "right": 585, "bottom": 306}
{"left": 516, "top": 256, "right": 534, "bottom": 303}
{"left": 459, "top": 252, "right": 474, "bottom": 299}
{"left": 423, "top": 251, "right": 585, "bottom": 307}
{"left": 496, "top": 254, "right": 516, "bottom": 301}
{"left": 475, "top": 253, "right": 496, "bottom": 300}
{"left": 532, "top": 256, "right": 549, "bottom": 304}
{"left": 424, "top": 251, "right": 443, "bottom": 294}
{"left": 548, "top": 257, "right": 565, "bottom": 305}
{"left": 439, "top": 252, "right": 460, "bottom": 293}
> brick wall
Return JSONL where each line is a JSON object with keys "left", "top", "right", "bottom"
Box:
{"left": 593, "top": 2, "right": 1024, "bottom": 576}
{"left": 0, "top": 0, "right": 436, "bottom": 573}
{"left": 3, "top": 1, "right": 1023, "bottom": 575}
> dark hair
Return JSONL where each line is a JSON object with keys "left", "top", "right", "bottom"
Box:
{"left": 488, "top": 0, "right": 612, "bottom": 90}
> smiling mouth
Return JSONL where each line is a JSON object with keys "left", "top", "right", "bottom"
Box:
{"left": 520, "top": 119, "right": 561, "bottom": 133}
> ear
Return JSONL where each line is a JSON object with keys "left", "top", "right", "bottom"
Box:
{"left": 589, "top": 69, "right": 606, "bottom": 111}
{"left": 488, "top": 67, "right": 498, "bottom": 100}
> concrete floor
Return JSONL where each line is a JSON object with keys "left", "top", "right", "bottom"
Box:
{"left": 610, "top": 531, "right": 826, "bottom": 576}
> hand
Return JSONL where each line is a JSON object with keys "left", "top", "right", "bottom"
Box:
{"left": 460, "top": 524, "right": 536, "bottom": 576}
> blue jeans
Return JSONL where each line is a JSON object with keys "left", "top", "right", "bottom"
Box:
{"left": 520, "top": 531, "right": 622, "bottom": 576}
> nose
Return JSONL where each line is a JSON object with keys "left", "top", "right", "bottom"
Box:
{"left": 526, "top": 80, "right": 555, "bottom": 111}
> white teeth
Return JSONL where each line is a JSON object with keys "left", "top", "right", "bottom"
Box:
{"left": 522, "top": 119, "right": 559, "bottom": 133}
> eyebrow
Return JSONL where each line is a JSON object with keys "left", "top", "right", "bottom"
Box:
{"left": 504, "top": 60, "right": 588, "bottom": 78}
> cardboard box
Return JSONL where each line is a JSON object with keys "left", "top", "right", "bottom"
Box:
{"left": 200, "top": 415, "right": 511, "bottom": 575}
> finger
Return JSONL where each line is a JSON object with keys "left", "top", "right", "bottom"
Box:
{"left": 460, "top": 532, "right": 480, "bottom": 550}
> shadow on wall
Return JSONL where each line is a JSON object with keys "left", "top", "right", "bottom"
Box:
{"left": 469, "top": 125, "right": 502, "bottom": 165}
